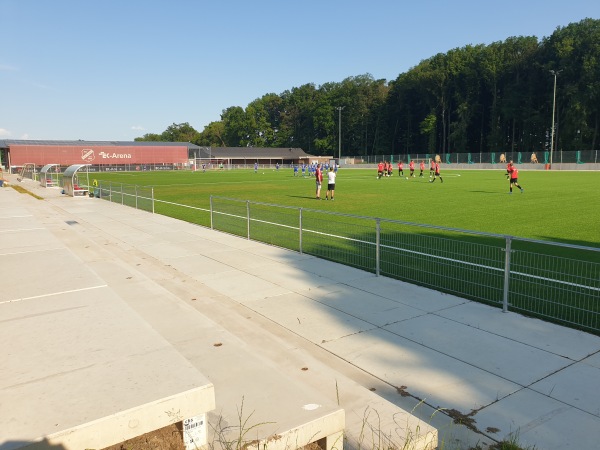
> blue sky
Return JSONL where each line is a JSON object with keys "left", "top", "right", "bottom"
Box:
{"left": 1, "top": 0, "right": 598, "bottom": 141}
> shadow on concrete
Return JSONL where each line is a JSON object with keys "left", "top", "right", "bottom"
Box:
{"left": 0, "top": 439, "right": 67, "bottom": 450}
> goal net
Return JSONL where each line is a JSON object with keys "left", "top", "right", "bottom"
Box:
{"left": 17, "top": 163, "right": 37, "bottom": 182}
{"left": 193, "top": 158, "right": 232, "bottom": 171}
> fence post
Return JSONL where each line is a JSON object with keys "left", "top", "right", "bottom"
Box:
{"left": 375, "top": 218, "right": 381, "bottom": 276}
{"left": 109, "top": 181, "right": 112, "bottom": 202}
{"left": 121, "top": 183, "right": 124, "bottom": 205}
{"left": 299, "top": 208, "right": 303, "bottom": 255}
{"left": 135, "top": 185, "right": 138, "bottom": 209}
{"left": 246, "top": 200, "right": 250, "bottom": 240}
{"left": 151, "top": 187, "right": 155, "bottom": 214}
{"left": 502, "top": 236, "right": 512, "bottom": 313}
{"left": 210, "top": 196, "right": 214, "bottom": 230}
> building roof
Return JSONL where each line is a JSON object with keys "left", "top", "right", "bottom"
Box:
{"left": 0, "top": 139, "right": 201, "bottom": 151}
{"left": 208, "top": 147, "right": 315, "bottom": 159}
{"left": 0, "top": 140, "right": 320, "bottom": 160}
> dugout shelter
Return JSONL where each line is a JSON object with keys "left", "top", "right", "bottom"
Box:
{"left": 63, "top": 164, "right": 91, "bottom": 196}
{"left": 39, "top": 163, "right": 61, "bottom": 187}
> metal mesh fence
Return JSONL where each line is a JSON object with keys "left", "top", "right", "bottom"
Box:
{"left": 97, "top": 181, "right": 154, "bottom": 213}
{"left": 509, "top": 244, "right": 600, "bottom": 331}
{"left": 208, "top": 196, "right": 600, "bottom": 334}
{"left": 300, "top": 210, "right": 377, "bottom": 271}
{"left": 378, "top": 222, "right": 506, "bottom": 305}
{"left": 92, "top": 188, "right": 600, "bottom": 334}
{"left": 345, "top": 150, "right": 599, "bottom": 165}
{"left": 248, "top": 202, "right": 301, "bottom": 251}
{"left": 210, "top": 197, "right": 248, "bottom": 239}
{"left": 154, "top": 200, "right": 210, "bottom": 227}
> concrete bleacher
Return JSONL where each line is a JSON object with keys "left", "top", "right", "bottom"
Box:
{"left": 0, "top": 185, "right": 215, "bottom": 449}
{"left": 1, "top": 177, "right": 436, "bottom": 450}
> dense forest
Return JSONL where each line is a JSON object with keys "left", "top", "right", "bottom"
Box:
{"left": 136, "top": 18, "right": 600, "bottom": 156}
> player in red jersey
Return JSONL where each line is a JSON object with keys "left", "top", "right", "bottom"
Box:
{"left": 377, "top": 161, "right": 384, "bottom": 179}
{"left": 429, "top": 161, "right": 443, "bottom": 183}
{"left": 506, "top": 160, "right": 512, "bottom": 180}
{"left": 409, "top": 160, "right": 415, "bottom": 177}
{"left": 397, "top": 161, "right": 404, "bottom": 177}
{"left": 315, "top": 163, "right": 323, "bottom": 199}
{"left": 507, "top": 162, "right": 524, "bottom": 194}
{"left": 419, "top": 160, "right": 425, "bottom": 177}
{"left": 429, "top": 159, "right": 435, "bottom": 177}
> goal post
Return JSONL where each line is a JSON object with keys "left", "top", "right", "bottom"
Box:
{"left": 17, "top": 163, "right": 37, "bottom": 182}
{"left": 193, "top": 158, "right": 232, "bottom": 171}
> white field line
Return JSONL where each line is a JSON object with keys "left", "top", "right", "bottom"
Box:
{"left": 155, "top": 198, "right": 210, "bottom": 212}
{"left": 0, "top": 285, "right": 108, "bottom": 305}
{"left": 1, "top": 247, "right": 63, "bottom": 257}
{"left": 0, "top": 227, "right": 45, "bottom": 233}
{"left": 0, "top": 215, "right": 34, "bottom": 219}
{"left": 211, "top": 209, "right": 599, "bottom": 293}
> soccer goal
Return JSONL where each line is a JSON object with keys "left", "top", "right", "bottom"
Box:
{"left": 17, "top": 163, "right": 37, "bottom": 182}
{"left": 194, "top": 158, "right": 232, "bottom": 171}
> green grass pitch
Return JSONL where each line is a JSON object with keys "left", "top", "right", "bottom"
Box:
{"left": 90, "top": 167, "right": 600, "bottom": 333}
{"left": 90, "top": 168, "right": 599, "bottom": 248}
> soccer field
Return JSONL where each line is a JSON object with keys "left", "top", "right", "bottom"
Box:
{"left": 91, "top": 167, "right": 600, "bottom": 333}
{"left": 91, "top": 168, "right": 600, "bottom": 248}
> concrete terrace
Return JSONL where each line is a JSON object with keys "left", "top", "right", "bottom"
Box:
{"left": 2, "top": 174, "right": 600, "bottom": 450}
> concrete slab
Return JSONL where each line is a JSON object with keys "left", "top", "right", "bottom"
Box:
{"left": 472, "top": 388, "right": 600, "bottom": 450}
{"left": 322, "top": 328, "right": 521, "bottom": 413}
{"left": 529, "top": 362, "right": 600, "bottom": 416}
{"left": 0, "top": 249, "right": 106, "bottom": 302}
{"left": 195, "top": 269, "right": 285, "bottom": 298}
{"left": 287, "top": 257, "right": 377, "bottom": 285}
{"left": 180, "top": 255, "right": 251, "bottom": 279}
{"left": 344, "top": 275, "right": 468, "bottom": 312}
{"left": 437, "top": 302, "right": 600, "bottom": 360}
{"left": 244, "top": 262, "right": 332, "bottom": 292}
{"left": 299, "top": 283, "right": 428, "bottom": 327}
{"left": 0, "top": 228, "right": 63, "bottom": 255}
{"left": 242, "top": 292, "right": 376, "bottom": 343}
{"left": 0, "top": 215, "right": 37, "bottom": 231}
{"left": 383, "top": 314, "right": 573, "bottom": 386}
{"left": 582, "top": 351, "right": 600, "bottom": 369}
{"left": 0, "top": 285, "right": 214, "bottom": 450}
{"left": 184, "top": 245, "right": 269, "bottom": 270}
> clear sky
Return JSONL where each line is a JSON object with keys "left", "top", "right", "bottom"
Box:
{"left": 1, "top": 0, "right": 598, "bottom": 141}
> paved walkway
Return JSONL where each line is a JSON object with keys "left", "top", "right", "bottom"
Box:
{"left": 2, "top": 175, "right": 600, "bottom": 450}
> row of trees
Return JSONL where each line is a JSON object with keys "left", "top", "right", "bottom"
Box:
{"left": 136, "top": 18, "right": 600, "bottom": 156}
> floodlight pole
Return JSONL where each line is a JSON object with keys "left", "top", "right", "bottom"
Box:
{"left": 336, "top": 106, "right": 345, "bottom": 162}
{"left": 549, "top": 69, "right": 561, "bottom": 169}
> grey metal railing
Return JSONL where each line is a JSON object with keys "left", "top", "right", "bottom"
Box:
{"left": 209, "top": 196, "right": 600, "bottom": 334}
{"left": 93, "top": 182, "right": 600, "bottom": 334}
{"left": 97, "top": 181, "right": 154, "bottom": 213}
{"left": 346, "top": 149, "right": 599, "bottom": 165}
